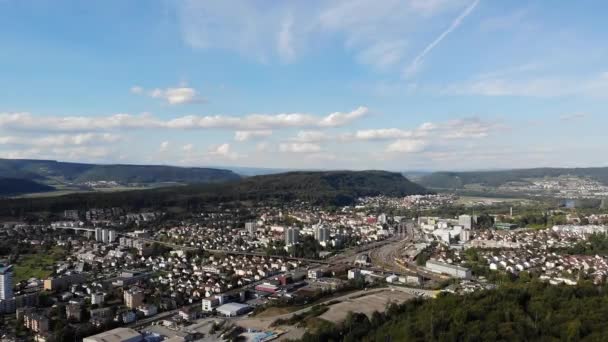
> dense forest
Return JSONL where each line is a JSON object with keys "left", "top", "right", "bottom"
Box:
{"left": 0, "top": 158, "right": 240, "bottom": 185}
{"left": 0, "top": 170, "right": 428, "bottom": 218}
{"left": 0, "top": 178, "right": 54, "bottom": 196}
{"left": 419, "top": 167, "right": 608, "bottom": 189}
{"left": 299, "top": 280, "right": 608, "bottom": 341}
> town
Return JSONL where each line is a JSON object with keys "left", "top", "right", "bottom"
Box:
{"left": 2, "top": 192, "right": 608, "bottom": 342}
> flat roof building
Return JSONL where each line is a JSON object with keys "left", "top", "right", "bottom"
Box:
{"left": 216, "top": 303, "right": 252, "bottom": 317}
{"left": 426, "top": 260, "right": 471, "bottom": 279}
{"left": 83, "top": 328, "right": 143, "bottom": 342}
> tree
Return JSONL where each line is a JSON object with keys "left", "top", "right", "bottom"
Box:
{"left": 476, "top": 213, "right": 495, "bottom": 229}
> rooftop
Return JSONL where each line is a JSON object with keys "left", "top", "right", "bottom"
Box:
{"left": 216, "top": 302, "right": 251, "bottom": 313}
{"left": 0, "top": 264, "right": 13, "bottom": 274}
{"left": 83, "top": 328, "right": 142, "bottom": 342}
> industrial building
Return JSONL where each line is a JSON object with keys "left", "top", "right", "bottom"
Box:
{"left": 216, "top": 302, "right": 252, "bottom": 317}
{"left": 354, "top": 254, "right": 371, "bottom": 266}
{"left": 426, "top": 260, "right": 471, "bottom": 279}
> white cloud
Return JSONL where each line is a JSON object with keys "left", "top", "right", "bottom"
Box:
{"left": 443, "top": 71, "right": 608, "bottom": 98}
{"left": 0, "top": 133, "right": 120, "bottom": 147}
{"left": 182, "top": 144, "right": 194, "bottom": 152}
{"left": 159, "top": 141, "right": 170, "bottom": 152}
{"left": 318, "top": 106, "right": 369, "bottom": 127}
{"left": 356, "top": 40, "right": 408, "bottom": 70}
{"left": 386, "top": 139, "right": 428, "bottom": 153}
{"left": 277, "top": 117, "right": 498, "bottom": 153}
{"left": 234, "top": 130, "right": 273, "bottom": 141}
{"left": 350, "top": 128, "right": 412, "bottom": 140}
{"left": 256, "top": 142, "right": 270, "bottom": 152}
{"left": 345, "top": 117, "right": 492, "bottom": 142}
{"left": 130, "top": 86, "right": 144, "bottom": 94}
{"left": 290, "top": 130, "right": 329, "bottom": 143}
{"left": 150, "top": 86, "right": 201, "bottom": 105}
{"left": 441, "top": 117, "right": 496, "bottom": 138}
{"left": 131, "top": 85, "right": 202, "bottom": 105}
{"left": 560, "top": 113, "right": 588, "bottom": 122}
{"left": 0, "top": 107, "right": 368, "bottom": 132}
{"left": 404, "top": 0, "right": 479, "bottom": 76}
{"left": 277, "top": 13, "right": 296, "bottom": 62}
{"left": 208, "top": 143, "right": 238, "bottom": 159}
{"left": 172, "top": 0, "right": 465, "bottom": 70}
{"left": 279, "top": 142, "right": 322, "bottom": 153}
{"left": 0, "top": 146, "right": 112, "bottom": 162}
{"left": 305, "top": 152, "right": 337, "bottom": 161}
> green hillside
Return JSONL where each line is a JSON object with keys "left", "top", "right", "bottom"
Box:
{"left": 0, "top": 178, "right": 55, "bottom": 196}
{"left": 224, "top": 170, "right": 429, "bottom": 205}
{"left": 420, "top": 167, "right": 608, "bottom": 189}
{"left": 0, "top": 170, "right": 427, "bottom": 216}
{"left": 0, "top": 158, "right": 240, "bottom": 185}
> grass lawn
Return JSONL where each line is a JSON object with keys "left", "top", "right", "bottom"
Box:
{"left": 13, "top": 247, "right": 66, "bottom": 283}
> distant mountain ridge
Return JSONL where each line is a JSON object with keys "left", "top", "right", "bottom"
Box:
{"left": 0, "top": 158, "right": 241, "bottom": 185}
{"left": 0, "top": 170, "right": 428, "bottom": 215}
{"left": 419, "top": 167, "right": 608, "bottom": 189}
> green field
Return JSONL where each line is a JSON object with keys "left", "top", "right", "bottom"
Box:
{"left": 13, "top": 247, "right": 66, "bottom": 283}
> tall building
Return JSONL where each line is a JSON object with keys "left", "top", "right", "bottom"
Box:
{"left": 377, "top": 213, "right": 388, "bottom": 225}
{"left": 458, "top": 215, "right": 473, "bottom": 230}
{"left": 245, "top": 221, "right": 257, "bottom": 236}
{"left": 124, "top": 288, "right": 145, "bottom": 309}
{"left": 109, "top": 230, "right": 117, "bottom": 243}
{"left": 314, "top": 225, "right": 329, "bottom": 245}
{"left": 0, "top": 264, "right": 14, "bottom": 300}
{"left": 102, "top": 229, "right": 109, "bottom": 243}
{"left": 91, "top": 292, "right": 105, "bottom": 305}
{"left": 460, "top": 229, "right": 471, "bottom": 242}
{"left": 95, "top": 228, "right": 103, "bottom": 242}
{"left": 23, "top": 310, "right": 50, "bottom": 334}
{"left": 284, "top": 227, "right": 300, "bottom": 246}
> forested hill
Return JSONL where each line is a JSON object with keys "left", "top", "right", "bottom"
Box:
{"left": 419, "top": 167, "right": 608, "bottom": 189}
{"left": 0, "top": 178, "right": 55, "bottom": 196}
{"left": 0, "top": 170, "right": 428, "bottom": 216}
{"left": 0, "top": 158, "right": 240, "bottom": 185}
{"left": 226, "top": 170, "right": 429, "bottom": 205}
{"left": 300, "top": 281, "right": 608, "bottom": 341}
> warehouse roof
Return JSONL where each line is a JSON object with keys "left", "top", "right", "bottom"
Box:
{"left": 83, "top": 328, "right": 142, "bottom": 342}
{"left": 216, "top": 302, "right": 251, "bottom": 315}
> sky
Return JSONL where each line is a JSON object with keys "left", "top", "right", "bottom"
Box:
{"left": 0, "top": 0, "right": 607, "bottom": 171}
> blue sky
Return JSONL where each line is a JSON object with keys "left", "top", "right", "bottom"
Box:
{"left": 0, "top": 0, "right": 607, "bottom": 171}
